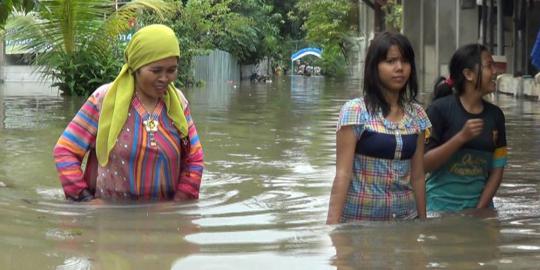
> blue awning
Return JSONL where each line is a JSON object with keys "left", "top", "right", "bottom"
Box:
{"left": 291, "top": 48, "right": 323, "bottom": 61}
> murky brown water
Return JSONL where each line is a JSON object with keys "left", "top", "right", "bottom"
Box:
{"left": 0, "top": 77, "right": 539, "bottom": 269}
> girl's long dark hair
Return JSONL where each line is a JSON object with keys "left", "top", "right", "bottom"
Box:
{"left": 363, "top": 32, "right": 418, "bottom": 116}
{"left": 433, "top": 44, "right": 488, "bottom": 101}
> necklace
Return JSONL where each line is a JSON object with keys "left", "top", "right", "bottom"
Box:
{"left": 143, "top": 115, "right": 159, "bottom": 132}
{"left": 143, "top": 114, "right": 159, "bottom": 147}
{"left": 136, "top": 92, "right": 160, "bottom": 147}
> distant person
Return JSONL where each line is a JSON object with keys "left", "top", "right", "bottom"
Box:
{"left": 327, "top": 32, "right": 431, "bottom": 223}
{"left": 53, "top": 24, "right": 204, "bottom": 203}
{"left": 274, "top": 65, "right": 283, "bottom": 76}
{"left": 249, "top": 72, "right": 259, "bottom": 82}
{"left": 297, "top": 62, "right": 305, "bottom": 75}
{"left": 424, "top": 44, "right": 507, "bottom": 212}
{"left": 314, "top": 66, "right": 322, "bottom": 76}
{"left": 304, "top": 62, "right": 312, "bottom": 76}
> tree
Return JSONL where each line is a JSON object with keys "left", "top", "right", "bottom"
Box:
{"left": 381, "top": 0, "right": 402, "bottom": 32}
{"left": 296, "top": 0, "right": 354, "bottom": 77}
{"left": 0, "top": 0, "right": 36, "bottom": 29}
{"left": 6, "top": 0, "right": 171, "bottom": 95}
{"left": 140, "top": 0, "right": 283, "bottom": 84}
{"left": 226, "top": 0, "right": 281, "bottom": 64}
{"left": 140, "top": 0, "right": 251, "bottom": 84}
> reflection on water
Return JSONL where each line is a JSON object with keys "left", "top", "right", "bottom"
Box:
{"left": 0, "top": 78, "right": 539, "bottom": 269}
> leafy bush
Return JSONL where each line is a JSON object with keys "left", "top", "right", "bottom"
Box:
{"left": 6, "top": 0, "right": 170, "bottom": 96}
{"left": 46, "top": 51, "right": 122, "bottom": 96}
{"left": 320, "top": 45, "right": 347, "bottom": 78}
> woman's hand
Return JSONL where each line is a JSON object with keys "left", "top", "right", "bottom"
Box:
{"left": 85, "top": 198, "right": 105, "bottom": 205}
{"left": 174, "top": 191, "right": 190, "bottom": 202}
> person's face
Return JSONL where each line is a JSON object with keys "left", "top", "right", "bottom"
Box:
{"left": 478, "top": 51, "right": 497, "bottom": 94}
{"left": 135, "top": 56, "right": 178, "bottom": 100}
{"left": 377, "top": 45, "right": 411, "bottom": 93}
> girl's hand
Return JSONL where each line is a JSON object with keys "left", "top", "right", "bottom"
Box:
{"left": 459, "top": 118, "right": 484, "bottom": 142}
{"left": 326, "top": 216, "right": 340, "bottom": 225}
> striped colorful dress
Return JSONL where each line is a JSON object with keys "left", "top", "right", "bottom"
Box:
{"left": 53, "top": 84, "right": 204, "bottom": 200}
{"left": 337, "top": 98, "right": 431, "bottom": 221}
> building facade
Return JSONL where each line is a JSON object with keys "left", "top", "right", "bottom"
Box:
{"left": 403, "top": 0, "right": 540, "bottom": 90}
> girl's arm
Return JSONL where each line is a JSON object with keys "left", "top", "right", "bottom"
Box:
{"left": 411, "top": 132, "right": 426, "bottom": 219}
{"left": 326, "top": 126, "right": 356, "bottom": 224}
{"left": 477, "top": 108, "right": 507, "bottom": 208}
{"left": 424, "top": 118, "right": 484, "bottom": 172}
{"left": 476, "top": 168, "right": 504, "bottom": 208}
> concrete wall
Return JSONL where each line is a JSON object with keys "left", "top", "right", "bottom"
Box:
{"left": 0, "top": 37, "right": 4, "bottom": 83}
{"left": 2, "top": 65, "right": 44, "bottom": 82}
{"left": 458, "top": 6, "right": 479, "bottom": 47}
{"left": 351, "top": 1, "right": 375, "bottom": 81}
{"left": 404, "top": 0, "right": 479, "bottom": 91}
{"left": 497, "top": 74, "right": 540, "bottom": 99}
{"left": 344, "top": 36, "right": 367, "bottom": 79}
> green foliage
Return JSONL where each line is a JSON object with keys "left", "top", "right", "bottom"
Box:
{"left": 6, "top": 0, "right": 171, "bottom": 96}
{"left": 272, "top": 0, "right": 304, "bottom": 40}
{"left": 321, "top": 45, "right": 347, "bottom": 78}
{"left": 297, "top": 0, "right": 350, "bottom": 45}
{"left": 0, "top": 0, "right": 36, "bottom": 29}
{"left": 226, "top": 0, "right": 282, "bottom": 64}
{"left": 139, "top": 0, "right": 228, "bottom": 85}
{"left": 4, "top": 0, "right": 365, "bottom": 92}
{"left": 381, "top": 0, "right": 402, "bottom": 32}
{"left": 48, "top": 51, "right": 122, "bottom": 96}
{"left": 266, "top": 1, "right": 307, "bottom": 67}
{"left": 296, "top": 0, "right": 352, "bottom": 77}
{"left": 140, "top": 0, "right": 283, "bottom": 85}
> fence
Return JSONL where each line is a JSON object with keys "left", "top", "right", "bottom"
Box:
{"left": 192, "top": 49, "right": 240, "bottom": 84}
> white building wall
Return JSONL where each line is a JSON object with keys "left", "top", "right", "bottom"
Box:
{"left": 403, "top": 0, "right": 479, "bottom": 91}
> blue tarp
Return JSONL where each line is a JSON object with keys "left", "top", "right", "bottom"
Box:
{"left": 531, "top": 29, "right": 540, "bottom": 70}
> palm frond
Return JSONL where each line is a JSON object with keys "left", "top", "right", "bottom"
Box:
{"left": 35, "top": 0, "right": 112, "bottom": 54}
{"left": 6, "top": 13, "right": 51, "bottom": 54}
{"left": 91, "top": 0, "right": 173, "bottom": 52}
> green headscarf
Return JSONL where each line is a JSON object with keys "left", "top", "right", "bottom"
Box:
{"left": 96, "top": 24, "right": 188, "bottom": 166}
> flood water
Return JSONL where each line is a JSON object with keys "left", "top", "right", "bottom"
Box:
{"left": 0, "top": 77, "right": 539, "bottom": 269}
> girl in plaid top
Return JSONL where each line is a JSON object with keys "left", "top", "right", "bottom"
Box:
{"left": 327, "top": 32, "right": 431, "bottom": 223}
